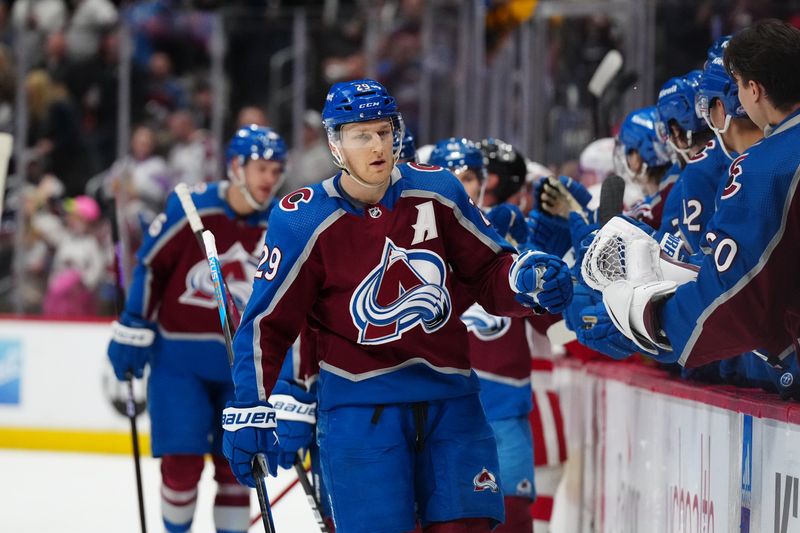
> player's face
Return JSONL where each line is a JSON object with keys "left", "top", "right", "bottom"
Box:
{"left": 244, "top": 159, "right": 283, "bottom": 204}
{"left": 339, "top": 119, "right": 394, "bottom": 184}
{"left": 669, "top": 122, "right": 689, "bottom": 149}
{"left": 455, "top": 168, "right": 481, "bottom": 203}
{"left": 626, "top": 150, "right": 644, "bottom": 176}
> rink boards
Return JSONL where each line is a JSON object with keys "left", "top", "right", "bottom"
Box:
{"left": 556, "top": 360, "right": 800, "bottom": 533}
{"left": 0, "top": 317, "right": 151, "bottom": 454}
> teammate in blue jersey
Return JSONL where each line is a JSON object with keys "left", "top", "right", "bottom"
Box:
{"left": 615, "top": 106, "right": 677, "bottom": 230}
{"left": 432, "top": 137, "right": 538, "bottom": 532}
{"left": 428, "top": 137, "right": 487, "bottom": 208}
{"left": 581, "top": 20, "right": 800, "bottom": 371}
{"left": 221, "top": 79, "right": 573, "bottom": 533}
{"left": 106, "top": 126, "right": 300, "bottom": 533}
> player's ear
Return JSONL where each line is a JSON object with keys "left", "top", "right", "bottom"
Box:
{"left": 487, "top": 173, "right": 499, "bottom": 191}
{"left": 750, "top": 79, "right": 766, "bottom": 103}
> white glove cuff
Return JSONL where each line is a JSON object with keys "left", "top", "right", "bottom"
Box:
{"left": 111, "top": 321, "right": 155, "bottom": 347}
{"left": 268, "top": 394, "right": 317, "bottom": 424}
{"left": 603, "top": 280, "right": 677, "bottom": 354}
{"left": 508, "top": 250, "right": 547, "bottom": 301}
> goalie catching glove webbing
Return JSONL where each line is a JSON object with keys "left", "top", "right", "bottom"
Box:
{"left": 580, "top": 216, "right": 701, "bottom": 355}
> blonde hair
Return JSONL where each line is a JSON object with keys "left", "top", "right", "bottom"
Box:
{"left": 25, "top": 70, "right": 68, "bottom": 122}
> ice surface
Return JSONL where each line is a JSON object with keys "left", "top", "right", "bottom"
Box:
{"left": 0, "top": 450, "right": 322, "bottom": 532}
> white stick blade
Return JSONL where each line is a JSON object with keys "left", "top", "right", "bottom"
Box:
{"left": 202, "top": 230, "right": 218, "bottom": 259}
{"left": 588, "top": 50, "right": 623, "bottom": 98}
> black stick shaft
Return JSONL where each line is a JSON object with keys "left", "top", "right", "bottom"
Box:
{"left": 109, "top": 198, "right": 147, "bottom": 533}
{"left": 293, "top": 454, "right": 330, "bottom": 532}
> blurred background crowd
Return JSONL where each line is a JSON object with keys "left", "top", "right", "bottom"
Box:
{"left": 0, "top": 0, "right": 798, "bottom": 318}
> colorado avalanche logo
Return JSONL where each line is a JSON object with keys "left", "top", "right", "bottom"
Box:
{"left": 473, "top": 468, "right": 499, "bottom": 493}
{"left": 461, "top": 303, "right": 511, "bottom": 341}
{"left": 350, "top": 238, "right": 451, "bottom": 345}
{"left": 179, "top": 242, "right": 259, "bottom": 311}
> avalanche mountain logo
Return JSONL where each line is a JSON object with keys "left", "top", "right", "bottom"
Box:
{"left": 461, "top": 303, "right": 511, "bottom": 341}
{"left": 179, "top": 242, "right": 259, "bottom": 311}
{"left": 350, "top": 238, "right": 451, "bottom": 345}
{"left": 473, "top": 468, "right": 499, "bottom": 493}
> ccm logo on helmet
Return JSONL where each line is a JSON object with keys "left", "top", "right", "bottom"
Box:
{"left": 358, "top": 102, "right": 380, "bottom": 109}
{"left": 280, "top": 187, "right": 314, "bottom": 212}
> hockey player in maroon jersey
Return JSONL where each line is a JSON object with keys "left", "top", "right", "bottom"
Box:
{"left": 107, "top": 125, "right": 294, "bottom": 533}
{"left": 221, "top": 79, "right": 574, "bottom": 533}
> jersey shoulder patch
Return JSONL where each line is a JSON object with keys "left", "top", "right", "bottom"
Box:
{"left": 270, "top": 181, "right": 343, "bottom": 241}
{"left": 687, "top": 139, "right": 716, "bottom": 164}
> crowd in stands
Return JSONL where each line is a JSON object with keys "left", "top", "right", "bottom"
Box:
{"left": 1, "top": 0, "right": 798, "bottom": 321}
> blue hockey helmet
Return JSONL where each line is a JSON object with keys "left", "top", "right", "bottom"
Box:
{"left": 322, "top": 79, "right": 399, "bottom": 131}
{"left": 321, "top": 79, "right": 405, "bottom": 173}
{"left": 226, "top": 124, "right": 287, "bottom": 167}
{"left": 705, "top": 34, "right": 732, "bottom": 67}
{"left": 429, "top": 137, "right": 485, "bottom": 175}
{"left": 656, "top": 71, "right": 706, "bottom": 138}
{"left": 225, "top": 125, "right": 287, "bottom": 210}
{"left": 397, "top": 128, "right": 417, "bottom": 162}
{"left": 617, "top": 106, "right": 672, "bottom": 169}
{"left": 695, "top": 56, "right": 747, "bottom": 122}
{"left": 694, "top": 56, "right": 747, "bottom": 159}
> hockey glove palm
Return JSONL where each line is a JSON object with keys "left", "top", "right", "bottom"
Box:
{"left": 509, "top": 250, "right": 573, "bottom": 314}
{"left": 107, "top": 312, "right": 156, "bottom": 381}
{"left": 270, "top": 381, "right": 317, "bottom": 470}
{"left": 222, "top": 401, "right": 280, "bottom": 487}
{"left": 575, "top": 303, "right": 638, "bottom": 360}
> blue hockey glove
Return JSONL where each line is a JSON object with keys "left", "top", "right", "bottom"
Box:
{"left": 526, "top": 209, "right": 571, "bottom": 257}
{"left": 509, "top": 250, "right": 573, "bottom": 314}
{"left": 575, "top": 303, "right": 638, "bottom": 360}
{"left": 222, "top": 401, "right": 280, "bottom": 487}
{"left": 269, "top": 380, "right": 317, "bottom": 470}
{"left": 555, "top": 175, "right": 593, "bottom": 209}
{"left": 486, "top": 203, "right": 530, "bottom": 245}
{"left": 563, "top": 282, "right": 601, "bottom": 333}
{"left": 568, "top": 211, "right": 598, "bottom": 264}
{"left": 107, "top": 312, "right": 156, "bottom": 381}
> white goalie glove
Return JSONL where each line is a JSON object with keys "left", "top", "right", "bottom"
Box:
{"left": 580, "top": 216, "right": 700, "bottom": 354}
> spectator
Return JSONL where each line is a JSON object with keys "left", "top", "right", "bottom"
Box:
{"left": 65, "top": 0, "right": 118, "bottom": 62}
{"left": 279, "top": 109, "right": 337, "bottom": 195}
{"left": 145, "top": 52, "right": 188, "bottom": 124}
{"left": 39, "top": 195, "right": 106, "bottom": 317}
{"left": 10, "top": 0, "right": 67, "bottom": 66}
{"left": 103, "top": 125, "right": 170, "bottom": 249}
{"left": 235, "top": 105, "right": 268, "bottom": 128}
{"left": 166, "top": 110, "right": 214, "bottom": 186}
{"left": 25, "top": 69, "right": 90, "bottom": 196}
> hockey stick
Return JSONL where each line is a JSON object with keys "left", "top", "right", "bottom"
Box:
{"left": 174, "top": 183, "right": 242, "bottom": 327}
{"left": 0, "top": 133, "right": 13, "bottom": 222}
{"left": 176, "top": 183, "right": 329, "bottom": 531}
{"left": 202, "top": 229, "right": 276, "bottom": 533}
{"left": 108, "top": 197, "right": 148, "bottom": 533}
{"left": 293, "top": 451, "right": 330, "bottom": 531}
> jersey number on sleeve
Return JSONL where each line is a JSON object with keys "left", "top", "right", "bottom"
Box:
{"left": 255, "top": 244, "right": 282, "bottom": 281}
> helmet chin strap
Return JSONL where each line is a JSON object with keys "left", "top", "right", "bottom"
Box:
{"left": 703, "top": 113, "right": 735, "bottom": 160}
{"left": 228, "top": 163, "right": 277, "bottom": 211}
